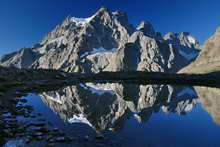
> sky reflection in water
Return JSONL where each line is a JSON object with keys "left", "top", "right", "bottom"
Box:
{"left": 24, "top": 83, "right": 220, "bottom": 147}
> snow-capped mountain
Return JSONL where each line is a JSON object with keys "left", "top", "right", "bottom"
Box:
{"left": 0, "top": 7, "right": 200, "bottom": 73}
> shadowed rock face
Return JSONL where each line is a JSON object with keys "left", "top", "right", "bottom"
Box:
{"left": 136, "top": 21, "right": 156, "bottom": 38}
{"left": 180, "top": 27, "right": 220, "bottom": 73}
{"left": 0, "top": 7, "right": 200, "bottom": 73}
{"left": 164, "top": 32, "right": 201, "bottom": 72}
{"left": 38, "top": 84, "right": 198, "bottom": 132}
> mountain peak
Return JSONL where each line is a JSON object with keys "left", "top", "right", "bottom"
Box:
{"left": 164, "top": 32, "right": 200, "bottom": 62}
{"left": 61, "top": 7, "right": 111, "bottom": 28}
{"left": 136, "top": 21, "right": 156, "bottom": 37}
{"left": 164, "top": 32, "right": 198, "bottom": 45}
{"left": 163, "top": 32, "right": 175, "bottom": 39}
{"left": 180, "top": 32, "right": 190, "bottom": 36}
{"left": 93, "top": 7, "right": 110, "bottom": 17}
{"left": 98, "top": 6, "right": 109, "bottom": 12}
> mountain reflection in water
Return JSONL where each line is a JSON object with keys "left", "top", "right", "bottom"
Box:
{"left": 38, "top": 83, "right": 200, "bottom": 132}
{"left": 17, "top": 83, "right": 220, "bottom": 147}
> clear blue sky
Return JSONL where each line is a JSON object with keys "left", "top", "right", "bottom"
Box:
{"left": 0, "top": 0, "right": 220, "bottom": 56}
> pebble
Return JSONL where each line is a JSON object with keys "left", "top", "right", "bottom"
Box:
{"left": 0, "top": 92, "right": 4, "bottom": 96}
{"left": 30, "top": 123, "right": 45, "bottom": 127}
{"left": 35, "top": 127, "right": 49, "bottom": 133}
{"left": 56, "top": 131, "right": 65, "bottom": 136}
{"left": 53, "top": 128, "right": 59, "bottom": 131}
{"left": 25, "top": 138, "right": 31, "bottom": 144}
{"left": 19, "top": 99, "right": 27, "bottom": 103}
{"left": 46, "top": 135, "right": 54, "bottom": 141}
{"left": 38, "top": 118, "right": 46, "bottom": 121}
{"left": 30, "top": 115, "right": 36, "bottom": 118}
{"left": 49, "top": 138, "right": 55, "bottom": 143}
{"left": 31, "top": 132, "right": 43, "bottom": 137}
{"left": 67, "top": 136, "right": 77, "bottom": 142}
{"left": 55, "top": 136, "right": 66, "bottom": 142}
{"left": 95, "top": 134, "right": 105, "bottom": 140}
{"left": 14, "top": 91, "right": 21, "bottom": 95}
{"left": 47, "top": 143, "right": 56, "bottom": 147}
{"left": 10, "top": 99, "right": 18, "bottom": 104}
{"left": 6, "top": 115, "right": 16, "bottom": 119}
{"left": 37, "top": 113, "right": 42, "bottom": 116}
{"left": 84, "top": 135, "right": 90, "bottom": 141}
{"left": 24, "top": 114, "right": 30, "bottom": 118}
{"left": 36, "top": 136, "right": 44, "bottom": 140}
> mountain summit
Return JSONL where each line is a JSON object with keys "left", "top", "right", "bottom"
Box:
{"left": 0, "top": 8, "right": 200, "bottom": 73}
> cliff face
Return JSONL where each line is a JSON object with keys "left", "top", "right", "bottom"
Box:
{"left": 180, "top": 27, "right": 220, "bottom": 73}
{"left": 164, "top": 32, "right": 201, "bottom": 72}
{"left": 0, "top": 7, "right": 200, "bottom": 73}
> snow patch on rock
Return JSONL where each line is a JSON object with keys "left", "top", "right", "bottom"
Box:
{"left": 70, "top": 15, "right": 94, "bottom": 27}
{"left": 47, "top": 36, "right": 64, "bottom": 45}
{"left": 179, "top": 50, "right": 198, "bottom": 61}
{"left": 41, "top": 93, "right": 63, "bottom": 104}
{"left": 68, "top": 114, "right": 92, "bottom": 126}
{"left": 80, "top": 47, "right": 117, "bottom": 58}
{"left": 86, "top": 83, "right": 116, "bottom": 92}
{"left": 80, "top": 83, "right": 116, "bottom": 96}
{"left": 187, "top": 35, "right": 197, "bottom": 44}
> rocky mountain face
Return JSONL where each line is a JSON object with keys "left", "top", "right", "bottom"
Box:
{"left": 0, "top": 48, "right": 40, "bottom": 68}
{"left": 163, "top": 32, "right": 200, "bottom": 71}
{"left": 195, "top": 86, "right": 220, "bottom": 125}
{"left": 0, "top": 7, "right": 200, "bottom": 73}
{"left": 39, "top": 83, "right": 198, "bottom": 132}
{"left": 180, "top": 27, "right": 220, "bottom": 73}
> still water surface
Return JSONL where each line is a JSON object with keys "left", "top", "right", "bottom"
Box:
{"left": 18, "top": 83, "right": 220, "bottom": 146}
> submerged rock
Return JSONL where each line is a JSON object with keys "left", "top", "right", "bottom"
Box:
{"left": 95, "top": 134, "right": 105, "bottom": 140}
{"left": 55, "top": 136, "right": 66, "bottom": 142}
{"left": 3, "top": 139, "right": 25, "bottom": 147}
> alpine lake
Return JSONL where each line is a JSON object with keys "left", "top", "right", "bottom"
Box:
{"left": 1, "top": 82, "right": 220, "bottom": 147}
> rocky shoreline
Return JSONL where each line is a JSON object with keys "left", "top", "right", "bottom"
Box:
{"left": 1, "top": 66, "right": 220, "bottom": 95}
{"left": 0, "top": 92, "right": 116, "bottom": 146}
{"left": 0, "top": 68, "right": 115, "bottom": 146}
